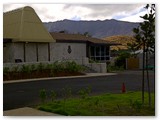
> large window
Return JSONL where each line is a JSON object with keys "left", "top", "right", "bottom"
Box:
{"left": 90, "top": 45, "right": 110, "bottom": 61}
{"left": 96, "top": 46, "right": 100, "bottom": 56}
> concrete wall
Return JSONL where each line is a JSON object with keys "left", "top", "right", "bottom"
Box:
{"left": 38, "top": 43, "right": 48, "bottom": 61}
{"left": 3, "top": 42, "right": 49, "bottom": 63}
{"left": 25, "top": 43, "right": 37, "bottom": 62}
{"left": 50, "top": 42, "right": 86, "bottom": 61}
{"left": 14, "top": 43, "right": 24, "bottom": 62}
{"left": 4, "top": 42, "right": 86, "bottom": 63}
{"left": 85, "top": 63, "right": 107, "bottom": 73}
{"left": 3, "top": 42, "right": 107, "bottom": 73}
{"left": 3, "top": 43, "right": 14, "bottom": 63}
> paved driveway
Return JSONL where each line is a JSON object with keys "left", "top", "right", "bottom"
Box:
{"left": 3, "top": 70, "right": 155, "bottom": 110}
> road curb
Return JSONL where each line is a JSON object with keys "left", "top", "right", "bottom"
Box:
{"left": 3, "top": 73, "right": 117, "bottom": 84}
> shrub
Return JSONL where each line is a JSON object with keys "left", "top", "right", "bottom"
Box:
{"left": 20, "top": 64, "right": 31, "bottom": 73}
{"left": 50, "top": 90, "right": 57, "bottom": 102}
{"left": 3, "top": 67, "right": 10, "bottom": 75}
{"left": 107, "top": 64, "right": 124, "bottom": 72}
{"left": 12, "top": 66, "right": 19, "bottom": 72}
{"left": 52, "top": 61, "right": 84, "bottom": 73}
{"left": 30, "top": 64, "right": 36, "bottom": 72}
{"left": 37, "top": 63, "right": 46, "bottom": 72}
{"left": 39, "top": 89, "right": 47, "bottom": 104}
{"left": 115, "top": 51, "right": 131, "bottom": 68}
{"left": 65, "top": 61, "right": 83, "bottom": 72}
{"left": 78, "top": 86, "right": 92, "bottom": 99}
{"left": 61, "top": 86, "right": 72, "bottom": 100}
{"left": 52, "top": 61, "right": 65, "bottom": 72}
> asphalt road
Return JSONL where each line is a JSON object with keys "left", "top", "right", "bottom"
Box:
{"left": 3, "top": 71, "right": 155, "bottom": 110}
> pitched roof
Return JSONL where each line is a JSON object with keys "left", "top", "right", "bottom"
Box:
{"left": 50, "top": 32, "right": 118, "bottom": 45}
{"left": 3, "top": 6, "right": 55, "bottom": 43}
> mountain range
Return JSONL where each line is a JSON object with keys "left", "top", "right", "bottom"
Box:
{"left": 44, "top": 19, "right": 140, "bottom": 38}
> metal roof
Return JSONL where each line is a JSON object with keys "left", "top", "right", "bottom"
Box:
{"left": 3, "top": 6, "right": 55, "bottom": 43}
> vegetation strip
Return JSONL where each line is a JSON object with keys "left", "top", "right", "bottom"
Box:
{"left": 4, "top": 61, "right": 85, "bottom": 81}
{"left": 37, "top": 91, "right": 155, "bottom": 116}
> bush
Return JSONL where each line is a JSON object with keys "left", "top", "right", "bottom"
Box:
{"left": 52, "top": 61, "right": 84, "bottom": 73}
{"left": 65, "top": 61, "right": 83, "bottom": 72}
{"left": 78, "top": 86, "right": 92, "bottom": 99}
{"left": 50, "top": 90, "right": 57, "bottom": 102}
{"left": 30, "top": 64, "right": 37, "bottom": 71}
{"left": 3, "top": 67, "right": 10, "bottom": 75}
{"left": 52, "top": 61, "right": 65, "bottom": 72}
{"left": 4, "top": 61, "right": 85, "bottom": 80}
{"left": 37, "top": 63, "right": 46, "bottom": 72}
{"left": 107, "top": 64, "right": 124, "bottom": 72}
{"left": 20, "top": 65, "right": 31, "bottom": 73}
{"left": 39, "top": 89, "right": 47, "bottom": 103}
{"left": 115, "top": 51, "right": 131, "bottom": 68}
{"left": 12, "top": 66, "right": 19, "bottom": 72}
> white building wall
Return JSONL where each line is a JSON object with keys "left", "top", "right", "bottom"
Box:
{"left": 3, "top": 43, "right": 15, "bottom": 63}
{"left": 14, "top": 43, "right": 24, "bottom": 62}
{"left": 4, "top": 42, "right": 107, "bottom": 73}
{"left": 50, "top": 42, "right": 86, "bottom": 62}
{"left": 25, "top": 43, "right": 37, "bottom": 62}
{"left": 38, "top": 43, "right": 48, "bottom": 61}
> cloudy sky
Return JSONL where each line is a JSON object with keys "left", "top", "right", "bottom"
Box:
{"left": 3, "top": 4, "right": 147, "bottom": 22}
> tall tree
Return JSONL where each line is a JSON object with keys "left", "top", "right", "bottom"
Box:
{"left": 133, "top": 4, "right": 155, "bottom": 106}
{"left": 83, "top": 32, "right": 92, "bottom": 37}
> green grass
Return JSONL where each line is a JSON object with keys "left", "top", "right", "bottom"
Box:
{"left": 37, "top": 92, "right": 155, "bottom": 116}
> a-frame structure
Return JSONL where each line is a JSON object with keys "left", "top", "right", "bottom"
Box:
{"left": 3, "top": 6, "right": 55, "bottom": 42}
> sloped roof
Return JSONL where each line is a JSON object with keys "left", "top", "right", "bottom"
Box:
{"left": 50, "top": 32, "right": 118, "bottom": 45}
{"left": 3, "top": 6, "right": 55, "bottom": 42}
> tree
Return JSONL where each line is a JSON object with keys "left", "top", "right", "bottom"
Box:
{"left": 127, "top": 42, "right": 139, "bottom": 57}
{"left": 59, "top": 30, "right": 68, "bottom": 33}
{"left": 133, "top": 4, "right": 155, "bottom": 107}
{"left": 83, "top": 32, "right": 92, "bottom": 37}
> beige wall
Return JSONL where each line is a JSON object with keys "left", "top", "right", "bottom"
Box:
{"left": 4, "top": 42, "right": 86, "bottom": 63}
{"left": 4, "top": 42, "right": 107, "bottom": 73}
{"left": 3, "top": 43, "right": 14, "bottom": 63}
{"left": 14, "top": 43, "right": 24, "bottom": 62}
{"left": 50, "top": 42, "right": 86, "bottom": 61}
{"left": 38, "top": 43, "right": 48, "bottom": 61}
{"left": 25, "top": 43, "right": 37, "bottom": 62}
{"left": 3, "top": 42, "right": 49, "bottom": 63}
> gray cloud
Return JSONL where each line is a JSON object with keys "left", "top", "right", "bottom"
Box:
{"left": 3, "top": 4, "right": 146, "bottom": 22}
{"left": 64, "top": 4, "right": 144, "bottom": 13}
{"left": 61, "top": 4, "right": 146, "bottom": 21}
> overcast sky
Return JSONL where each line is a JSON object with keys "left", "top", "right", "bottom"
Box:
{"left": 3, "top": 4, "right": 147, "bottom": 22}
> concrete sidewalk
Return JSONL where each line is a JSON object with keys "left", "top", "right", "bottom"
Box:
{"left": 3, "top": 107, "right": 62, "bottom": 116}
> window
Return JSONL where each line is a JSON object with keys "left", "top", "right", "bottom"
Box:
{"left": 106, "top": 46, "right": 109, "bottom": 55}
{"left": 90, "top": 46, "right": 95, "bottom": 56}
{"left": 101, "top": 46, "right": 105, "bottom": 56}
{"left": 90, "top": 45, "right": 110, "bottom": 62}
{"left": 96, "top": 46, "right": 100, "bottom": 56}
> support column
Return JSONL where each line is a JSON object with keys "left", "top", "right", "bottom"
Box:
{"left": 48, "top": 43, "right": 50, "bottom": 61}
{"left": 36, "top": 43, "right": 38, "bottom": 62}
{"left": 23, "top": 43, "right": 26, "bottom": 62}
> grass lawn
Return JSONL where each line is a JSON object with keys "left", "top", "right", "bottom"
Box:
{"left": 37, "top": 92, "right": 155, "bottom": 116}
